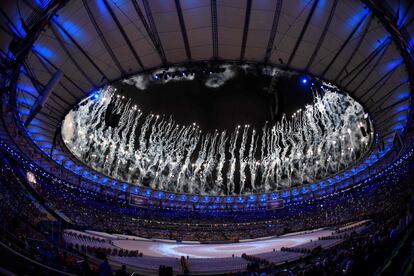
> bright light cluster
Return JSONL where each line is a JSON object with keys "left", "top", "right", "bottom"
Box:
{"left": 62, "top": 83, "right": 372, "bottom": 195}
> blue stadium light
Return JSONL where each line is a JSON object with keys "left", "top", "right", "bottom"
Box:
{"left": 32, "top": 44, "right": 55, "bottom": 59}
{"left": 271, "top": 193, "right": 278, "bottom": 200}
{"left": 397, "top": 91, "right": 409, "bottom": 100}
{"left": 300, "top": 76, "right": 309, "bottom": 85}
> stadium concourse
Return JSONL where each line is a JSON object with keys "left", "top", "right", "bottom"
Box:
{"left": 1, "top": 0, "right": 414, "bottom": 275}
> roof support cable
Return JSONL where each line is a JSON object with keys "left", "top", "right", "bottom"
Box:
{"left": 349, "top": 41, "right": 392, "bottom": 93}
{"left": 33, "top": 50, "right": 82, "bottom": 100}
{"left": 131, "top": 0, "right": 167, "bottom": 65}
{"left": 339, "top": 37, "right": 391, "bottom": 87}
{"left": 263, "top": 0, "right": 283, "bottom": 63}
{"left": 359, "top": 62, "right": 402, "bottom": 102}
{"left": 239, "top": 0, "right": 252, "bottom": 61}
{"left": 52, "top": 20, "right": 110, "bottom": 82}
{"left": 101, "top": 0, "right": 144, "bottom": 70}
{"left": 321, "top": 11, "right": 370, "bottom": 78}
{"left": 142, "top": 0, "right": 166, "bottom": 65}
{"left": 50, "top": 25, "right": 96, "bottom": 87}
{"left": 372, "top": 97, "right": 409, "bottom": 117}
{"left": 82, "top": 0, "right": 126, "bottom": 76}
{"left": 371, "top": 82, "right": 408, "bottom": 113}
{"left": 286, "top": 0, "right": 319, "bottom": 67}
{"left": 175, "top": 0, "right": 192, "bottom": 61}
{"left": 211, "top": 0, "right": 219, "bottom": 59}
{"left": 305, "top": 0, "right": 338, "bottom": 71}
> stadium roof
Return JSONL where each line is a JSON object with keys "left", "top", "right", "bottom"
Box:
{"left": 1, "top": 0, "right": 413, "bottom": 202}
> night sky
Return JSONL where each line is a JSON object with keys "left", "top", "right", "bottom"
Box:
{"left": 113, "top": 66, "right": 314, "bottom": 133}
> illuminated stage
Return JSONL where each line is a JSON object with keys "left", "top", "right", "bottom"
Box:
{"left": 111, "top": 228, "right": 334, "bottom": 258}
{"left": 64, "top": 223, "right": 369, "bottom": 274}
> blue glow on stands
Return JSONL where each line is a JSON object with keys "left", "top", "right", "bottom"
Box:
{"left": 385, "top": 58, "right": 403, "bottom": 71}
{"left": 397, "top": 115, "right": 407, "bottom": 122}
{"left": 120, "top": 183, "right": 128, "bottom": 191}
{"left": 35, "top": 0, "right": 51, "bottom": 9}
{"left": 397, "top": 3, "right": 408, "bottom": 27}
{"left": 318, "top": 0, "right": 326, "bottom": 8}
{"left": 96, "top": 0, "right": 108, "bottom": 15}
{"left": 397, "top": 92, "right": 410, "bottom": 100}
{"left": 57, "top": 17, "right": 86, "bottom": 43}
{"left": 396, "top": 104, "right": 410, "bottom": 112}
{"left": 392, "top": 123, "right": 405, "bottom": 131}
{"left": 16, "top": 84, "right": 37, "bottom": 94}
{"left": 408, "top": 38, "right": 414, "bottom": 53}
{"left": 374, "top": 36, "right": 391, "bottom": 50}
{"left": 12, "top": 18, "right": 27, "bottom": 38}
{"left": 248, "top": 195, "right": 256, "bottom": 202}
{"left": 17, "top": 96, "right": 35, "bottom": 106}
{"left": 347, "top": 8, "right": 369, "bottom": 30}
{"left": 32, "top": 44, "right": 55, "bottom": 60}
{"left": 314, "top": 0, "right": 326, "bottom": 18}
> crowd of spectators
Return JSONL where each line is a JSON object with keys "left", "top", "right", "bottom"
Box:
{"left": 268, "top": 197, "right": 414, "bottom": 275}
{"left": 0, "top": 154, "right": 100, "bottom": 275}
{"left": 1, "top": 143, "right": 414, "bottom": 275}
{"left": 66, "top": 243, "right": 143, "bottom": 258}
{"left": 22, "top": 150, "right": 414, "bottom": 243}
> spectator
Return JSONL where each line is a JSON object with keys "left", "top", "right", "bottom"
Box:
{"left": 98, "top": 257, "right": 113, "bottom": 276}
{"left": 115, "top": 264, "right": 127, "bottom": 276}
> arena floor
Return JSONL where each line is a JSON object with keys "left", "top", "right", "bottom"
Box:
{"left": 112, "top": 228, "right": 334, "bottom": 258}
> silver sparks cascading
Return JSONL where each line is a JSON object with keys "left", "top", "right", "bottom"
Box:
{"left": 62, "top": 84, "right": 372, "bottom": 195}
